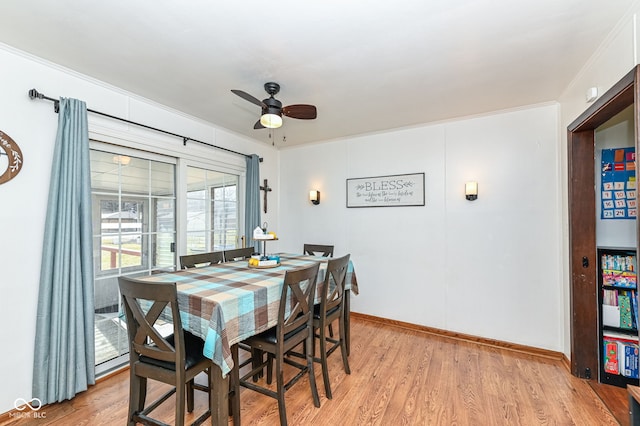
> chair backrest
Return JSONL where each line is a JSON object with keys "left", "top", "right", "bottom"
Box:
{"left": 303, "top": 244, "right": 334, "bottom": 257}
{"left": 118, "top": 276, "right": 185, "bottom": 366}
{"left": 278, "top": 263, "right": 320, "bottom": 339}
{"left": 319, "top": 254, "right": 350, "bottom": 317}
{"left": 179, "top": 251, "right": 224, "bottom": 269}
{"left": 224, "top": 247, "right": 254, "bottom": 262}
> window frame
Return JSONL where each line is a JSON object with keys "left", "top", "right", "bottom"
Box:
{"left": 89, "top": 135, "right": 247, "bottom": 259}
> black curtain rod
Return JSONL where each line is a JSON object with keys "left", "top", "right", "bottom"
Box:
{"left": 28, "top": 88, "right": 262, "bottom": 162}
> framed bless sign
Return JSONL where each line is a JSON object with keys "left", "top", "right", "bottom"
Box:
{"left": 346, "top": 172, "right": 425, "bottom": 208}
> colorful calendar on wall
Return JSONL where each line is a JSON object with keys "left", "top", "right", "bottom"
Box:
{"left": 601, "top": 147, "right": 636, "bottom": 219}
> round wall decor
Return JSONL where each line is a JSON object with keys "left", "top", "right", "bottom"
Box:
{"left": 0, "top": 131, "right": 23, "bottom": 184}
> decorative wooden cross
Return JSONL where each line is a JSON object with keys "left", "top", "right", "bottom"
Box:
{"left": 260, "top": 179, "right": 272, "bottom": 214}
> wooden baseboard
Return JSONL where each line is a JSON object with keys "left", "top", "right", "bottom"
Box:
{"left": 0, "top": 366, "right": 130, "bottom": 422}
{"left": 0, "top": 399, "right": 43, "bottom": 423}
{"left": 0, "top": 408, "right": 15, "bottom": 423}
{"left": 96, "top": 364, "right": 129, "bottom": 383}
{"left": 562, "top": 354, "right": 572, "bottom": 373}
{"left": 351, "top": 311, "right": 565, "bottom": 361}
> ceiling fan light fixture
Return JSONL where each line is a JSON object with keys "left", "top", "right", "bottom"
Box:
{"left": 231, "top": 82, "right": 316, "bottom": 131}
{"left": 260, "top": 110, "right": 282, "bottom": 128}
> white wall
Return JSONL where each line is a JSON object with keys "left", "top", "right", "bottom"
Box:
{"left": 0, "top": 45, "right": 278, "bottom": 414}
{"left": 279, "top": 103, "right": 562, "bottom": 351}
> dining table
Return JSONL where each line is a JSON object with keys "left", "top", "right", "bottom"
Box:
{"left": 139, "top": 252, "right": 358, "bottom": 424}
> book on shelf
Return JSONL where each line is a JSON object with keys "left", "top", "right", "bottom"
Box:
{"left": 620, "top": 294, "right": 634, "bottom": 329}
{"left": 633, "top": 290, "right": 639, "bottom": 330}
{"left": 601, "top": 253, "right": 637, "bottom": 273}
{"left": 602, "top": 304, "right": 620, "bottom": 328}
{"left": 603, "top": 334, "right": 640, "bottom": 377}
{"left": 604, "top": 340, "right": 620, "bottom": 374}
{"left": 601, "top": 288, "right": 639, "bottom": 330}
{"left": 601, "top": 252, "right": 637, "bottom": 288}
{"left": 624, "top": 344, "right": 639, "bottom": 379}
{"left": 603, "top": 330, "right": 639, "bottom": 342}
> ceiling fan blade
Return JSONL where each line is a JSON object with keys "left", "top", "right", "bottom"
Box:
{"left": 253, "top": 120, "right": 265, "bottom": 129}
{"left": 282, "top": 104, "right": 317, "bottom": 120}
{"left": 231, "top": 89, "right": 265, "bottom": 108}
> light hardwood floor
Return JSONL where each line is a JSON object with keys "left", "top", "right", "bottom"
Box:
{"left": 1, "top": 315, "right": 627, "bottom": 425}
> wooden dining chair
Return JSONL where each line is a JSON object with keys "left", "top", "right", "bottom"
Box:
{"left": 118, "top": 276, "right": 218, "bottom": 426}
{"left": 233, "top": 263, "right": 321, "bottom": 426}
{"left": 224, "top": 247, "right": 254, "bottom": 262}
{"left": 303, "top": 243, "right": 334, "bottom": 257}
{"left": 311, "top": 254, "right": 351, "bottom": 399}
{"left": 303, "top": 243, "right": 336, "bottom": 338}
{"left": 179, "top": 251, "right": 224, "bottom": 269}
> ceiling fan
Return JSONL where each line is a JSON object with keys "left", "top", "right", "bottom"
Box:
{"left": 231, "top": 82, "right": 317, "bottom": 129}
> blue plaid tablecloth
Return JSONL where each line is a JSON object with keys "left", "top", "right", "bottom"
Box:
{"left": 140, "top": 253, "right": 357, "bottom": 376}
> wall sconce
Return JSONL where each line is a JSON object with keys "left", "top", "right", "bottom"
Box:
{"left": 309, "top": 190, "right": 320, "bottom": 205}
{"left": 465, "top": 181, "right": 478, "bottom": 201}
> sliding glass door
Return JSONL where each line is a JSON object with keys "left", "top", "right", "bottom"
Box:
{"left": 90, "top": 149, "right": 176, "bottom": 373}
{"left": 89, "top": 147, "right": 243, "bottom": 374}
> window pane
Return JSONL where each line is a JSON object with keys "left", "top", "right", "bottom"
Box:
{"left": 151, "top": 161, "right": 175, "bottom": 197}
{"left": 120, "top": 157, "right": 150, "bottom": 195}
{"left": 96, "top": 198, "right": 146, "bottom": 273}
{"left": 154, "top": 233, "right": 176, "bottom": 268}
{"left": 90, "top": 150, "right": 121, "bottom": 193}
{"left": 186, "top": 166, "right": 239, "bottom": 253}
{"left": 97, "top": 235, "right": 120, "bottom": 270}
{"left": 94, "top": 276, "right": 128, "bottom": 366}
{"left": 187, "top": 167, "right": 206, "bottom": 195}
{"left": 186, "top": 231, "right": 206, "bottom": 254}
{"left": 155, "top": 198, "right": 175, "bottom": 232}
{"left": 187, "top": 198, "right": 206, "bottom": 230}
{"left": 212, "top": 185, "right": 238, "bottom": 249}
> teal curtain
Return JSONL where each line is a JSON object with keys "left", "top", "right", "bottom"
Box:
{"left": 33, "top": 98, "right": 95, "bottom": 405}
{"left": 245, "top": 154, "right": 260, "bottom": 251}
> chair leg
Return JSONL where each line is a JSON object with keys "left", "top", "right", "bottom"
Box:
{"left": 139, "top": 377, "right": 147, "bottom": 413}
{"left": 306, "top": 333, "right": 320, "bottom": 408}
{"left": 252, "top": 347, "right": 264, "bottom": 381}
{"left": 267, "top": 353, "right": 274, "bottom": 385}
{"left": 128, "top": 373, "right": 145, "bottom": 426}
{"left": 275, "top": 352, "right": 288, "bottom": 426}
{"left": 186, "top": 378, "right": 195, "bottom": 413}
{"left": 340, "top": 313, "right": 351, "bottom": 375}
{"left": 319, "top": 324, "right": 332, "bottom": 399}
{"left": 345, "top": 290, "right": 351, "bottom": 356}
{"left": 176, "top": 376, "right": 186, "bottom": 426}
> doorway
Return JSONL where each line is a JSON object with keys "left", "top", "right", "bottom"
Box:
{"left": 568, "top": 66, "right": 638, "bottom": 379}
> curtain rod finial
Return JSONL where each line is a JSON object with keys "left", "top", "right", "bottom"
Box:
{"left": 28, "top": 88, "right": 42, "bottom": 100}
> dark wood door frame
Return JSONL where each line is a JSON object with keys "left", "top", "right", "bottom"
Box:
{"left": 568, "top": 65, "right": 638, "bottom": 378}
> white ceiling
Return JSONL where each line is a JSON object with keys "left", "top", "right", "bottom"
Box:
{"left": 0, "top": 0, "right": 635, "bottom": 147}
